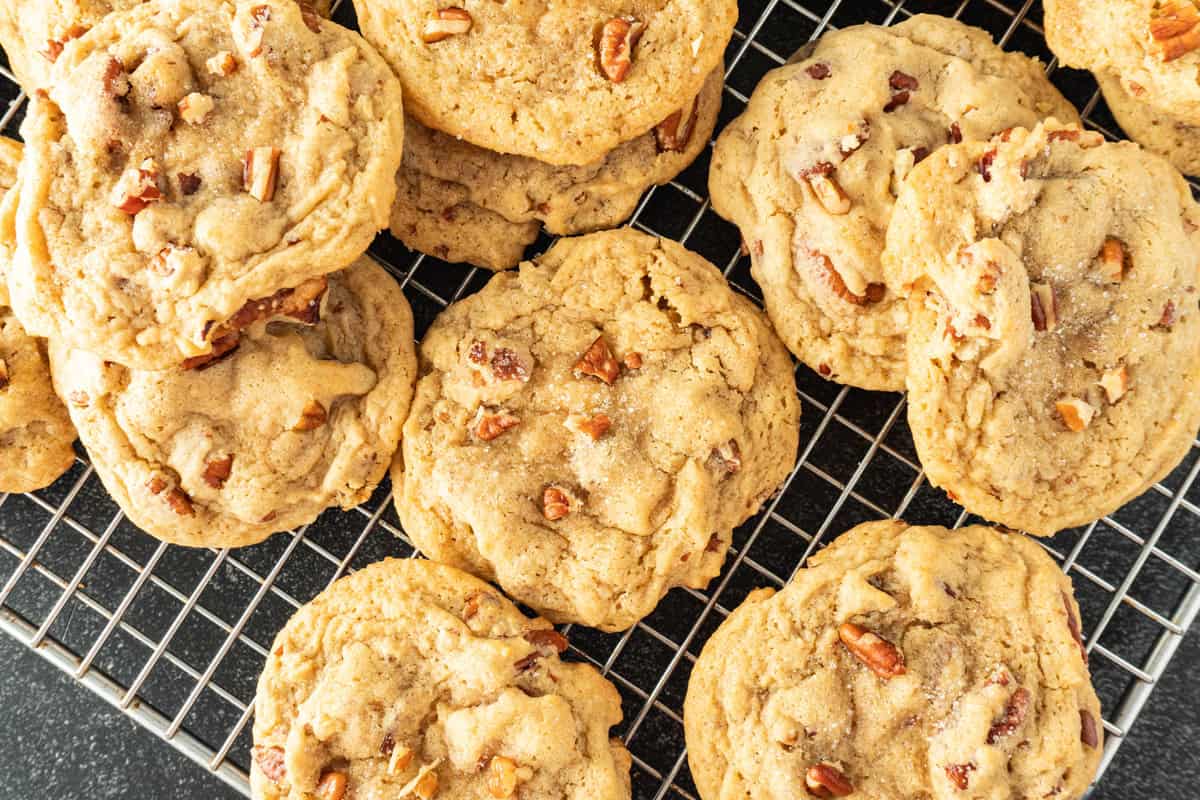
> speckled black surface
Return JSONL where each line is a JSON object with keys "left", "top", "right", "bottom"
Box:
{"left": 0, "top": 0, "right": 1198, "bottom": 797}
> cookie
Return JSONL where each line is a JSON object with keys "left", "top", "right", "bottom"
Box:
{"left": 393, "top": 229, "right": 800, "bottom": 631}
{"left": 49, "top": 257, "right": 416, "bottom": 548}
{"left": 684, "top": 520, "right": 1103, "bottom": 800}
{"left": 251, "top": 558, "right": 631, "bottom": 800}
{"left": 883, "top": 122, "right": 1200, "bottom": 536}
{"left": 709, "top": 15, "right": 1078, "bottom": 390}
{"left": 1096, "top": 70, "right": 1200, "bottom": 176}
{"left": 353, "top": 0, "right": 734, "bottom": 165}
{"left": 1045, "top": 0, "right": 1200, "bottom": 124}
{"left": 0, "top": 0, "right": 332, "bottom": 89}
{"left": 0, "top": 137, "right": 78, "bottom": 493}
{"left": 10, "top": 0, "right": 403, "bottom": 369}
{"left": 390, "top": 67, "right": 722, "bottom": 271}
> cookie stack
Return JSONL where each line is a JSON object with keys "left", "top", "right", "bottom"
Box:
{"left": 352, "top": 0, "right": 734, "bottom": 270}
{"left": 0, "top": 0, "right": 418, "bottom": 546}
{"left": 1044, "top": 0, "right": 1200, "bottom": 176}
{"left": 711, "top": 13, "right": 1200, "bottom": 537}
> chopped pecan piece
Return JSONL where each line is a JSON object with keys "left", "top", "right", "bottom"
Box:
{"left": 838, "top": 622, "right": 906, "bottom": 678}
{"left": 1031, "top": 283, "right": 1057, "bottom": 332}
{"left": 808, "top": 250, "right": 885, "bottom": 305}
{"left": 252, "top": 745, "right": 286, "bottom": 782}
{"left": 1055, "top": 397, "right": 1096, "bottom": 432}
{"left": 182, "top": 333, "right": 239, "bottom": 371}
{"left": 245, "top": 4, "right": 271, "bottom": 57}
{"left": 978, "top": 149, "right": 997, "bottom": 182}
{"left": 883, "top": 91, "right": 910, "bottom": 112}
{"left": 380, "top": 732, "right": 395, "bottom": 756}
{"left": 709, "top": 439, "right": 742, "bottom": 473}
{"left": 40, "top": 25, "right": 87, "bottom": 63}
{"left": 202, "top": 455, "right": 234, "bottom": 488}
{"left": 146, "top": 476, "right": 167, "bottom": 495}
{"left": 1151, "top": 0, "right": 1200, "bottom": 61}
{"left": 987, "top": 687, "right": 1031, "bottom": 744}
{"left": 524, "top": 628, "right": 569, "bottom": 654}
{"left": 623, "top": 352, "right": 643, "bottom": 370}
{"left": 112, "top": 159, "right": 163, "bottom": 214}
{"left": 298, "top": 1, "right": 323, "bottom": 32}
{"left": 165, "top": 487, "right": 194, "bottom": 516}
{"left": 945, "top": 763, "right": 976, "bottom": 790}
{"left": 805, "top": 762, "right": 854, "bottom": 798}
{"left": 388, "top": 742, "right": 414, "bottom": 774}
{"left": 1080, "top": 709, "right": 1099, "bottom": 748}
{"left": 1158, "top": 300, "right": 1178, "bottom": 329}
{"left": 655, "top": 94, "right": 700, "bottom": 153}
{"left": 805, "top": 62, "right": 832, "bottom": 79}
{"left": 1063, "top": 591, "right": 1088, "bottom": 664}
{"left": 565, "top": 413, "right": 612, "bottom": 440}
{"left": 198, "top": 276, "right": 328, "bottom": 359}
{"left": 422, "top": 8, "right": 473, "bottom": 43}
{"left": 178, "top": 172, "right": 202, "bottom": 195}
{"left": 598, "top": 17, "right": 643, "bottom": 82}
{"left": 1098, "top": 237, "right": 1128, "bottom": 283}
{"left": 490, "top": 347, "right": 530, "bottom": 382}
{"left": 413, "top": 768, "right": 439, "bottom": 800}
{"left": 316, "top": 771, "right": 348, "bottom": 800}
{"left": 475, "top": 409, "right": 520, "bottom": 441}
{"left": 293, "top": 400, "right": 327, "bottom": 431}
{"left": 806, "top": 171, "right": 851, "bottom": 215}
{"left": 178, "top": 92, "right": 214, "bottom": 125}
{"left": 573, "top": 336, "right": 620, "bottom": 384}
{"left": 1048, "top": 128, "right": 1104, "bottom": 148}
{"left": 487, "top": 756, "right": 520, "bottom": 798}
{"left": 207, "top": 51, "right": 238, "bottom": 76}
{"left": 542, "top": 486, "right": 571, "bottom": 520}
{"left": 949, "top": 122, "right": 963, "bottom": 143}
{"left": 1099, "top": 365, "right": 1129, "bottom": 404}
{"left": 889, "top": 70, "right": 919, "bottom": 91}
{"left": 243, "top": 146, "right": 281, "bottom": 202}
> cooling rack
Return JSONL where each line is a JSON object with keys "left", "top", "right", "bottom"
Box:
{"left": 0, "top": 0, "right": 1197, "bottom": 797}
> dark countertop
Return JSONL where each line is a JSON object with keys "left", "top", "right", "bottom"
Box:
{"left": 1, "top": 619, "right": 1196, "bottom": 799}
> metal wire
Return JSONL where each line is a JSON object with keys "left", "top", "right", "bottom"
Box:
{"left": 0, "top": 0, "right": 1198, "bottom": 797}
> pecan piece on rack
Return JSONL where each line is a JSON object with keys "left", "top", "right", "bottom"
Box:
{"left": 475, "top": 409, "right": 521, "bottom": 441}
{"left": 598, "top": 17, "right": 644, "bottom": 82}
{"left": 202, "top": 455, "right": 234, "bottom": 488}
{"left": 422, "top": 7, "right": 473, "bottom": 43}
{"left": 252, "top": 745, "right": 286, "bottom": 782}
{"left": 542, "top": 486, "right": 571, "bottom": 520}
{"left": 805, "top": 763, "right": 854, "bottom": 797}
{"left": 945, "top": 763, "right": 976, "bottom": 790}
{"left": 656, "top": 94, "right": 700, "bottom": 153}
{"left": 987, "top": 687, "right": 1031, "bottom": 744}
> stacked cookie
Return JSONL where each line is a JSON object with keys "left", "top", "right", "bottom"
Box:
{"left": 352, "top": 0, "right": 734, "bottom": 269}
{"left": 0, "top": 0, "right": 417, "bottom": 546}
{"left": 711, "top": 14, "right": 1200, "bottom": 536}
{"left": 1044, "top": 0, "right": 1200, "bottom": 176}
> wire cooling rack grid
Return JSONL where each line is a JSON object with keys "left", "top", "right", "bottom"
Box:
{"left": 1, "top": 0, "right": 1198, "bottom": 797}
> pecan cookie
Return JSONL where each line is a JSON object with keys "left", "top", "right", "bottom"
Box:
{"left": 393, "top": 228, "right": 800, "bottom": 631}
{"left": 1045, "top": 0, "right": 1200, "bottom": 175}
{"left": 685, "top": 520, "right": 1103, "bottom": 800}
{"left": 0, "top": 1, "right": 333, "bottom": 89}
{"left": 709, "top": 15, "right": 1077, "bottom": 390}
{"left": 391, "top": 67, "right": 722, "bottom": 271}
{"left": 11, "top": 0, "right": 403, "bottom": 369}
{"left": 353, "top": 0, "right": 734, "bottom": 165}
{"left": 252, "top": 558, "right": 631, "bottom": 800}
{"left": 49, "top": 258, "right": 416, "bottom": 548}
{"left": 884, "top": 122, "right": 1200, "bottom": 536}
{"left": 1095, "top": 71, "right": 1200, "bottom": 176}
{"left": 0, "top": 138, "right": 77, "bottom": 492}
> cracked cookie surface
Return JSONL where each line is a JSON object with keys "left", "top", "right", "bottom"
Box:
{"left": 709, "top": 15, "right": 1077, "bottom": 391}
{"left": 393, "top": 228, "right": 800, "bottom": 631}
{"left": 884, "top": 121, "right": 1200, "bottom": 536}
{"left": 353, "top": 0, "right": 734, "bottom": 165}
{"left": 0, "top": 137, "right": 77, "bottom": 492}
{"left": 390, "top": 67, "right": 722, "bottom": 271}
{"left": 49, "top": 258, "right": 416, "bottom": 548}
{"left": 684, "top": 520, "right": 1103, "bottom": 800}
{"left": 11, "top": 0, "right": 403, "bottom": 369}
{"left": 251, "top": 558, "right": 631, "bottom": 800}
